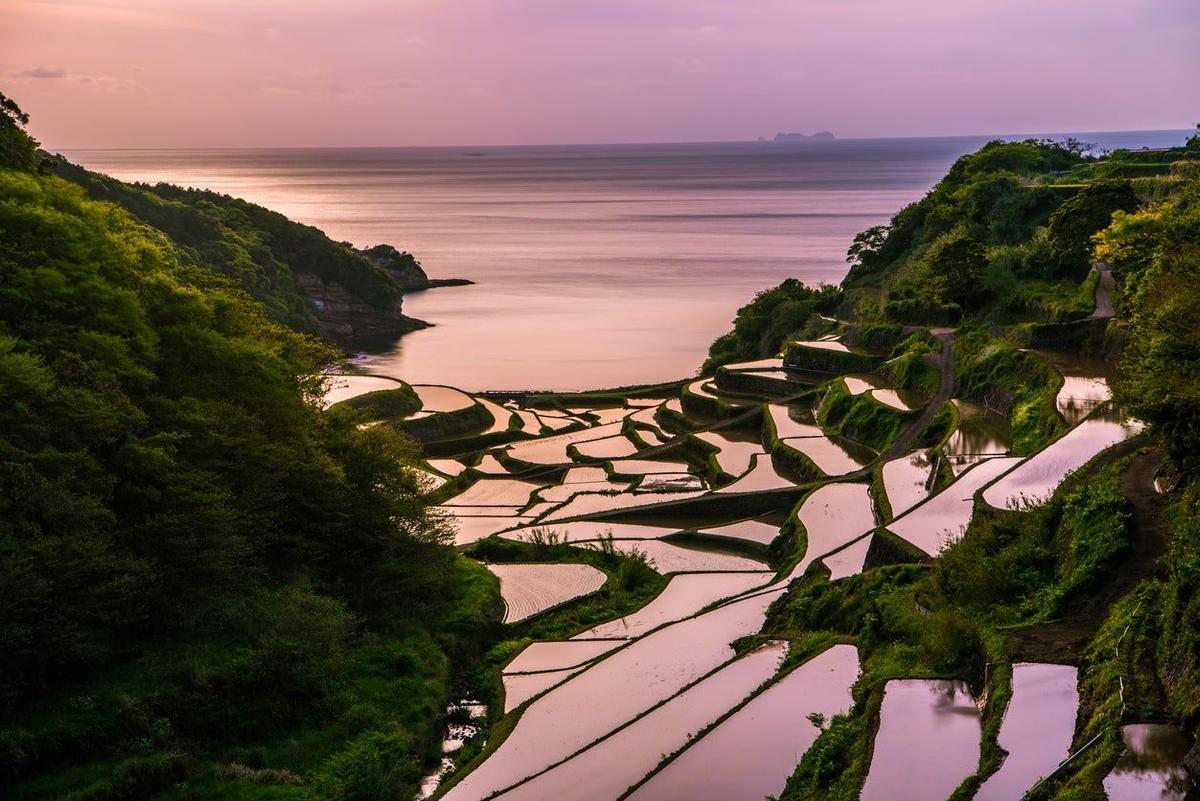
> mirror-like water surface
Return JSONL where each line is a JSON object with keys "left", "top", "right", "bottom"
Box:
{"left": 975, "top": 663, "right": 1079, "bottom": 801}
{"left": 439, "top": 588, "right": 784, "bottom": 801}
{"left": 860, "top": 679, "right": 981, "bottom": 801}
{"left": 1103, "top": 723, "right": 1196, "bottom": 801}
{"left": 572, "top": 572, "right": 772, "bottom": 639}
{"left": 491, "top": 643, "right": 789, "bottom": 801}
{"left": 626, "top": 644, "right": 859, "bottom": 801}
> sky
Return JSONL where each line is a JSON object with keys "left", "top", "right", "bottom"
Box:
{"left": 2, "top": 0, "right": 1198, "bottom": 149}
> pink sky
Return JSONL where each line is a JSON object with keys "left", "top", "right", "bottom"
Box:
{"left": 3, "top": 0, "right": 1198, "bottom": 148}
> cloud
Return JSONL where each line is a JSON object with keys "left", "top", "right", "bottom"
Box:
{"left": 15, "top": 66, "right": 66, "bottom": 79}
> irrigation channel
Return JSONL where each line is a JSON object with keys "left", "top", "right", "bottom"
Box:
{"left": 321, "top": 322, "right": 1188, "bottom": 801}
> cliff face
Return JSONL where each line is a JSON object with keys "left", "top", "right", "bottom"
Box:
{"left": 297, "top": 245, "right": 474, "bottom": 345}
{"left": 296, "top": 269, "right": 429, "bottom": 344}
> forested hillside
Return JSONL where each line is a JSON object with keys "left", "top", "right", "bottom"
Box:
{"left": 0, "top": 93, "right": 498, "bottom": 800}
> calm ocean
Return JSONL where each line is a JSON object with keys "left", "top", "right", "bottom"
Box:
{"left": 66, "top": 130, "right": 1186, "bottom": 390}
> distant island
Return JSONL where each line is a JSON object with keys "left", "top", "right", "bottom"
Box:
{"left": 760, "top": 131, "right": 836, "bottom": 142}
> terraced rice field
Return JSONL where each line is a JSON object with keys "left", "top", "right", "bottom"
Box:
{"left": 768, "top": 404, "right": 824, "bottom": 438}
{"left": 819, "top": 534, "right": 874, "bottom": 580}
{"left": 427, "top": 458, "right": 468, "bottom": 477}
{"left": 626, "top": 644, "right": 859, "bottom": 801}
{"left": 507, "top": 422, "right": 625, "bottom": 464}
{"left": 582, "top": 539, "right": 767, "bottom": 573}
{"left": 445, "top": 478, "right": 542, "bottom": 506}
{"left": 887, "top": 457, "right": 1022, "bottom": 555}
{"left": 695, "top": 517, "right": 780, "bottom": 545}
{"left": 445, "top": 514, "right": 538, "bottom": 546}
{"left": 1056, "top": 375, "right": 1111, "bottom": 426}
{"left": 486, "top": 562, "right": 608, "bottom": 624}
{"left": 714, "top": 453, "right": 793, "bottom": 493}
{"left": 490, "top": 643, "right": 789, "bottom": 801}
{"left": 1103, "top": 723, "right": 1195, "bottom": 800}
{"left": 975, "top": 663, "right": 1078, "bottom": 801}
{"left": 982, "top": 415, "right": 1142, "bottom": 509}
{"left": 871, "top": 387, "right": 919, "bottom": 411}
{"left": 322, "top": 374, "right": 405, "bottom": 405}
{"left": 843, "top": 374, "right": 883, "bottom": 395}
{"left": 573, "top": 435, "right": 639, "bottom": 459}
{"left": 413, "top": 384, "right": 476, "bottom": 412}
{"left": 499, "top": 521, "right": 681, "bottom": 543}
{"left": 792, "top": 339, "right": 852, "bottom": 352}
{"left": 636, "top": 472, "right": 704, "bottom": 492}
{"left": 476, "top": 397, "right": 518, "bottom": 434}
{"left": 439, "top": 588, "right": 784, "bottom": 801}
{"left": 782, "top": 435, "right": 870, "bottom": 475}
{"left": 540, "top": 489, "right": 706, "bottom": 522}
{"left": 502, "top": 668, "right": 580, "bottom": 713}
{"left": 789, "top": 482, "right": 876, "bottom": 576}
{"left": 695, "top": 430, "right": 762, "bottom": 477}
{"left": 572, "top": 572, "right": 771, "bottom": 639}
{"left": 859, "top": 679, "right": 981, "bottom": 801}
{"left": 503, "top": 640, "right": 622, "bottom": 674}
{"left": 881, "top": 451, "right": 934, "bottom": 516}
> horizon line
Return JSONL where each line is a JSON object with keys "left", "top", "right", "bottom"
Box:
{"left": 48, "top": 125, "right": 1195, "bottom": 153}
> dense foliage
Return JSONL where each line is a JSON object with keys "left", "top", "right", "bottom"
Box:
{"left": 49, "top": 159, "right": 405, "bottom": 336}
{"left": 703, "top": 278, "right": 840, "bottom": 372}
{"left": 0, "top": 95, "right": 496, "bottom": 800}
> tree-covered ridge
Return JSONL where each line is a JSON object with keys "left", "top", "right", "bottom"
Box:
{"left": 0, "top": 92, "right": 497, "bottom": 801}
{"left": 49, "top": 158, "right": 407, "bottom": 337}
{"left": 842, "top": 136, "right": 1197, "bottom": 323}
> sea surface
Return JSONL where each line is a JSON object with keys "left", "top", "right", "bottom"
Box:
{"left": 66, "top": 129, "right": 1186, "bottom": 390}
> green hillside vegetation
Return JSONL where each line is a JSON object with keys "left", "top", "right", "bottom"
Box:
{"left": 0, "top": 92, "right": 499, "bottom": 800}
{"left": 48, "top": 158, "right": 406, "bottom": 337}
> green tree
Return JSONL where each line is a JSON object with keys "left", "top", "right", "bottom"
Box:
{"left": 927, "top": 231, "right": 988, "bottom": 309}
{"left": 1046, "top": 179, "right": 1140, "bottom": 279}
{"left": 0, "top": 90, "right": 38, "bottom": 170}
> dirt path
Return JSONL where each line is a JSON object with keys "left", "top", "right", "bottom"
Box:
{"left": 882, "top": 328, "right": 956, "bottom": 462}
{"left": 1090, "top": 261, "right": 1116, "bottom": 320}
{"left": 1009, "top": 444, "right": 1170, "bottom": 663}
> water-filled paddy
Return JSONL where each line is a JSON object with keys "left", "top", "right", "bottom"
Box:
{"left": 871, "top": 387, "right": 920, "bottom": 411}
{"left": 768, "top": 403, "right": 824, "bottom": 438}
{"left": 843, "top": 374, "right": 883, "bottom": 395}
{"left": 476, "top": 397, "right": 518, "bottom": 434}
{"left": 982, "top": 416, "right": 1142, "bottom": 510}
{"left": 636, "top": 473, "right": 704, "bottom": 492}
{"left": 881, "top": 451, "right": 934, "bottom": 516}
{"left": 609, "top": 458, "right": 689, "bottom": 475}
{"left": 321, "top": 374, "right": 405, "bottom": 406}
{"left": 792, "top": 339, "right": 851, "bottom": 352}
{"left": 540, "top": 489, "right": 706, "bottom": 522}
{"left": 502, "top": 668, "right": 580, "bottom": 713}
{"left": 506, "top": 422, "right": 624, "bottom": 464}
{"left": 819, "top": 534, "right": 874, "bottom": 580}
{"left": 859, "top": 679, "right": 981, "bottom": 801}
{"left": 1057, "top": 375, "right": 1111, "bottom": 426}
{"left": 582, "top": 539, "right": 766, "bottom": 573}
{"left": 445, "top": 478, "right": 542, "bottom": 506}
{"left": 944, "top": 399, "right": 1012, "bottom": 473}
{"left": 490, "top": 643, "right": 789, "bottom": 801}
{"left": 536, "top": 480, "right": 625, "bottom": 504}
{"left": 695, "top": 430, "right": 763, "bottom": 477}
{"left": 413, "top": 384, "right": 476, "bottom": 413}
{"left": 789, "top": 482, "right": 876, "bottom": 576}
{"left": 573, "top": 572, "right": 772, "bottom": 639}
{"left": 503, "top": 640, "right": 622, "bottom": 674}
{"left": 695, "top": 517, "right": 781, "bottom": 545}
{"left": 486, "top": 562, "right": 608, "bottom": 623}
{"left": 626, "top": 644, "right": 859, "bottom": 801}
{"left": 439, "top": 588, "right": 784, "bottom": 801}
{"left": 887, "top": 457, "right": 1022, "bottom": 556}
{"left": 714, "top": 453, "right": 794, "bottom": 493}
{"left": 500, "top": 520, "right": 680, "bottom": 543}
{"left": 443, "top": 513, "right": 537, "bottom": 546}
{"left": 1103, "top": 723, "right": 1196, "bottom": 800}
{"left": 573, "top": 435, "right": 640, "bottom": 459}
{"left": 428, "top": 458, "right": 468, "bottom": 476}
{"left": 974, "top": 663, "right": 1078, "bottom": 801}
{"left": 782, "top": 435, "right": 870, "bottom": 475}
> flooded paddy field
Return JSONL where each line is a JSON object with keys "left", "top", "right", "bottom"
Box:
{"left": 324, "top": 328, "right": 1155, "bottom": 801}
